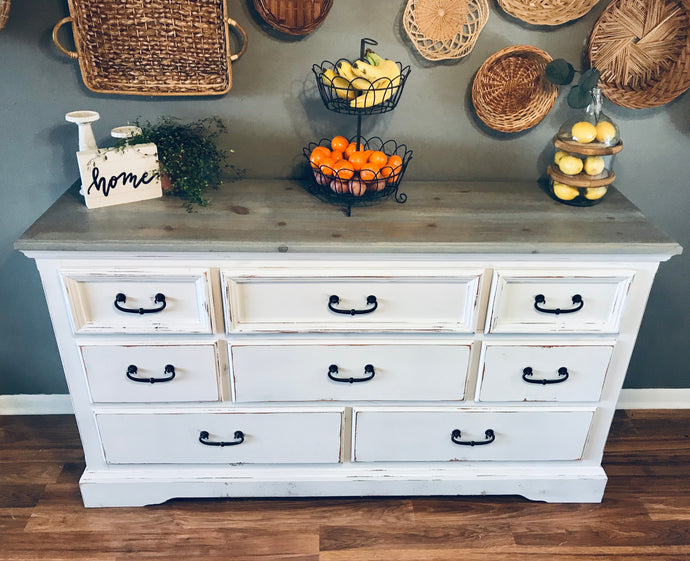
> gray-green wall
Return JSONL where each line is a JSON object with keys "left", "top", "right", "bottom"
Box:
{"left": 1, "top": 0, "right": 687, "bottom": 394}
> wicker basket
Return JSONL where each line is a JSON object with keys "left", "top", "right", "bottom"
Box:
{"left": 472, "top": 45, "right": 558, "bottom": 133}
{"left": 253, "top": 0, "right": 332, "bottom": 35}
{"left": 0, "top": 0, "right": 9, "bottom": 31}
{"left": 402, "top": 0, "right": 489, "bottom": 61}
{"left": 496, "top": 0, "right": 600, "bottom": 25}
{"left": 52, "top": 0, "right": 248, "bottom": 96}
{"left": 588, "top": 0, "right": 690, "bottom": 109}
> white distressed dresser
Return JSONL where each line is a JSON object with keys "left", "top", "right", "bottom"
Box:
{"left": 16, "top": 180, "right": 681, "bottom": 507}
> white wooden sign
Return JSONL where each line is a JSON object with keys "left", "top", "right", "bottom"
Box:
{"left": 76, "top": 143, "right": 163, "bottom": 209}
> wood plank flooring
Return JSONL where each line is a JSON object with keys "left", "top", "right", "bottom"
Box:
{"left": 0, "top": 410, "right": 688, "bottom": 560}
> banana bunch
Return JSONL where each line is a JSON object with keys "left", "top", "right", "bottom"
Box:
{"left": 320, "top": 50, "right": 402, "bottom": 109}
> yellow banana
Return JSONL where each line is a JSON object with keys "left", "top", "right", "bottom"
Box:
{"left": 336, "top": 60, "right": 373, "bottom": 90}
{"left": 363, "top": 49, "right": 401, "bottom": 82}
{"left": 349, "top": 77, "right": 397, "bottom": 108}
{"left": 321, "top": 68, "right": 357, "bottom": 101}
{"left": 349, "top": 50, "right": 402, "bottom": 108}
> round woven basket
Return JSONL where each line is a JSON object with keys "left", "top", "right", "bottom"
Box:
{"left": 0, "top": 0, "right": 10, "bottom": 31}
{"left": 588, "top": 0, "right": 690, "bottom": 109}
{"left": 472, "top": 45, "right": 558, "bottom": 133}
{"left": 496, "top": 0, "right": 600, "bottom": 25}
{"left": 253, "top": 0, "right": 332, "bottom": 35}
{"left": 402, "top": 0, "right": 489, "bottom": 61}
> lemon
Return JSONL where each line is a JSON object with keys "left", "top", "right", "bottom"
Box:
{"left": 554, "top": 150, "right": 568, "bottom": 165}
{"left": 571, "top": 121, "right": 597, "bottom": 143}
{"left": 585, "top": 186, "right": 608, "bottom": 200}
{"left": 558, "top": 155, "right": 584, "bottom": 175}
{"left": 553, "top": 182, "right": 580, "bottom": 201}
{"left": 583, "top": 156, "right": 605, "bottom": 176}
{"left": 595, "top": 121, "right": 617, "bottom": 144}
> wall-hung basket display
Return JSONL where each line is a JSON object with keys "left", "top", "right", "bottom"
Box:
{"left": 51, "top": 0, "right": 247, "bottom": 96}
{"left": 253, "top": 0, "right": 332, "bottom": 35}
{"left": 0, "top": 0, "right": 10, "bottom": 31}
{"left": 472, "top": 45, "right": 558, "bottom": 133}
{"left": 495, "top": 0, "right": 600, "bottom": 26}
{"left": 402, "top": 0, "right": 490, "bottom": 61}
{"left": 588, "top": 0, "right": 690, "bottom": 109}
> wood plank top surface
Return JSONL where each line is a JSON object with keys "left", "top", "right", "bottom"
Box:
{"left": 15, "top": 179, "right": 681, "bottom": 256}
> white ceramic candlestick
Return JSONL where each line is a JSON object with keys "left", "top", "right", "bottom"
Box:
{"left": 66, "top": 110, "right": 100, "bottom": 151}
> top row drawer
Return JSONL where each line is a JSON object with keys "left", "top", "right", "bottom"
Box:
{"left": 59, "top": 266, "right": 632, "bottom": 335}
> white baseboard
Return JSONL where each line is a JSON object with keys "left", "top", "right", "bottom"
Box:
{"left": 0, "top": 390, "right": 688, "bottom": 415}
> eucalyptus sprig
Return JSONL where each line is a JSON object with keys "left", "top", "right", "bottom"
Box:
{"left": 545, "top": 60, "right": 601, "bottom": 109}
{"left": 115, "top": 116, "right": 245, "bottom": 211}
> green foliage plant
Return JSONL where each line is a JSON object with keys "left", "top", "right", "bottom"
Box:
{"left": 545, "top": 60, "right": 601, "bottom": 109}
{"left": 115, "top": 116, "right": 245, "bottom": 211}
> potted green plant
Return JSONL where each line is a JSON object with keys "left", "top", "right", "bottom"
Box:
{"left": 115, "top": 116, "right": 245, "bottom": 211}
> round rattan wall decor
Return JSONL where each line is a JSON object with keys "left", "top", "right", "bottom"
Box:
{"left": 403, "top": 0, "right": 490, "bottom": 61}
{"left": 496, "top": 0, "right": 600, "bottom": 26}
{"left": 471, "top": 45, "right": 558, "bottom": 133}
{"left": 588, "top": 0, "right": 690, "bottom": 109}
{"left": 0, "top": 0, "right": 10, "bottom": 31}
{"left": 253, "top": 0, "right": 332, "bottom": 35}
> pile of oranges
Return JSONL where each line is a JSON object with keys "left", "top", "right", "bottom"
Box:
{"left": 309, "top": 135, "right": 404, "bottom": 196}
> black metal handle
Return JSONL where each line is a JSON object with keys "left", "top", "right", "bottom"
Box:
{"left": 534, "top": 293, "right": 583, "bottom": 315}
{"left": 126, "top": 364, "right": 176, "bottom": 384}
{"left": 198, "top": 430, "right": 245, "bottom": 447}
{"left": 327, "top": 364, "right": 375, "bottom": 383}
{"left": 114, "top": 292, "right": 166, "bottom": 314}
{"left": 328, "top": 294, "right": 378, "bottom": 315}
{"left": 522, "top": 366, "right": 569, "bottom": 385}
{"left": 451, "top": 429, "right": 495, "bottom": 446}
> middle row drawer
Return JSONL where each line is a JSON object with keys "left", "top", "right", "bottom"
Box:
{"left": 80, "top": 341, "right": 613, "bottom": 404}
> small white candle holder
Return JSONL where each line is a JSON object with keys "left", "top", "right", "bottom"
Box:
{"left": 66, "top": 110, "right": 100, "bottom": 151}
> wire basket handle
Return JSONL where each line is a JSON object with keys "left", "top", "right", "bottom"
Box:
{"left": 227, "top": 17, "right": 248, "bottom": 62}
{"left": 52, "top": 16, "right": 78, "bottom": 59}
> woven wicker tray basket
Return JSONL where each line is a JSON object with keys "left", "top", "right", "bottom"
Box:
{"left": 472, "top": 45, "right": 558, "bottom": 133}
{"left": 253, "top": 0, "right": 332, "bottom": 35}
{"left": 0, "top": 0, "right": 10, "bottom": 31}
{"left": 402, "top": 0, "right": 490, "bottom": 61}
{"left": 52, "top": 0, "right": 247, "bottom": 96}
{"left": 588, "top": 0, "right": 690, "bottom": 109}
{"left": 496, "top": 0, "right": 600, "bottom": 26}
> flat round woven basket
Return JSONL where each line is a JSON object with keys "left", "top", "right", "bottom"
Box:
{"left": 402, "top": 0, "right": 490, "bottom": 61}
{"left": 496, "top": 0, "right": 600, "bottom": 25}
{"left": 472, "top": 45, "right": 558, "bottom": 133}
{"left": 253, "top": 0, "right": 332, "bottom": 35}
{"left": 0, "top": 0, "right": 10, "bottom": 31}
{"left": 588, "top": 0, "right": 690, "bottom": 109}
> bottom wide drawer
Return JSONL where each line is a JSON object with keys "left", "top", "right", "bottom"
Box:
{"left": 96, "top": 408, "right": 345, "bottom": 464}
{"left": 352, "top": 407, "right": 594, "bottom": 462}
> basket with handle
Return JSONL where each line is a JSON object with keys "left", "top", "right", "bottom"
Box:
{"left": 52, "top": 0, "right": 247, "bottom": 96}
{"left": 253, "top": 0, "right": 333, "bottom": 35}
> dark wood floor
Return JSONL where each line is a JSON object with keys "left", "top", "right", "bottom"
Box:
{"left": 0, "top": 410, "right": 688, "bottom": 560}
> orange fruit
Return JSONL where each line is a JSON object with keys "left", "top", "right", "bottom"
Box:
{"left": 387, "top": 154, "right": 403, "bottom": 168}
{"left": 362, "top": 150, "right": 373, "bottom": 162}
{"left": 331, "top": 150, "right": 343, "bottom": 162}
{"left": 345, "top": 142, "right": 364, "bottom": 159}
{"left": 311, "top": 145, "right": 330, "bottom": 158}
{"left": 331, "top": 135, "right": 349, "bottom": 152}
{"left": 386, "top": 154, "right": 403, "bottom": 183}
{"left": 319, "top": 157, "right": 336, "bottom": 176}
{"left": 309, "top": 150, "right": 329, "bottom": 169}
{"left": 348, "top": 151, "right": 368, "bottom": 171}
{"left": 359, "top": 162, "right": 381, "bottom": 182}
{"left": 332, "top": 159, "right": 355, "bottom": 180}
{"left": 368, "top": 150, "right": 388, "bottom": 166}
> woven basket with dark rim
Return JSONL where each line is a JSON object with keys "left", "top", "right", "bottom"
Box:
{"left": 253, "top": 0, "right": 332, "bottom": 35}
{"left": 0, "top": 0, "right": 10, "bottom": 30}
{"left": 402, "top": 0, "right": 490, "bottom": 61}
{"left": 588, "top": 0, "right": 690, "bottom": 109}
{"left": 52, "top": 0, "right": 247, "bottom": 96}
{"left": 496, "top": 0, "right": 600, "bottom": 25}
{"left": 472, "top": 45, "right": 558, "bottom": 133}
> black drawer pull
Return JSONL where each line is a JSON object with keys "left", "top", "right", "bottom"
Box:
{"left": 522, "top": 366, "right": 569, "bottom": 385}
{"left": 126, "top": 364, "right": 176, "bottom": 384}
{"left": 327, "top": 364, "right": 375, "bottom": 383}
{"left": 199, "top": 430, "right": 245, "bottom": 447}
{"left": 328, "top": 294, "right": 378, "bottom": 315}
{"left": 451, "top": 429, "right": 495, "bottom": 447}
{"left": 114, "top": 292, "right": 166, "bottom": 314}
{"left": 534, "top": 293, "right": 583, "bottom": 315}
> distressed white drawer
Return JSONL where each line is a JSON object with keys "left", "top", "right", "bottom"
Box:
{"left": 80, "top": 343, "right": 220, "bottom": 403}
{"left": 60, "top": 268, "right": 214, "bottom": 334}
{"left": 476, "top": 343, "right": 614, "bottom": 402}
{"left": 486, "top": 270, "right": 633, "bottom": 333}
{"left": 96, "top": 408, "right": 345, "bottom": 464}
{"left": 230, "top": 340, "right": 471, "bottom": 402}
{"left": 221, "top": 269, "right": 481, "bottom": 333}
{"left": 352, "top": 407, "right": 594, "bottom": 462}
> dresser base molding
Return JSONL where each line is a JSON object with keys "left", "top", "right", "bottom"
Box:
{"left": 79, "top": 465, "right": 608, "bottom": 507}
